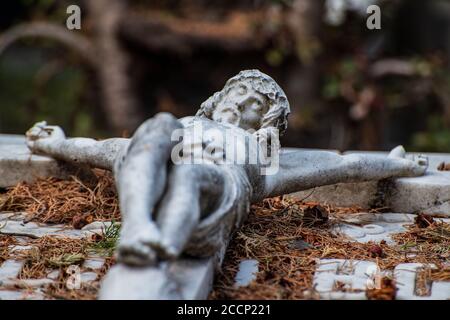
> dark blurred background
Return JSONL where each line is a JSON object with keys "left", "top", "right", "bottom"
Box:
{"left": 0, "top": 0, "right": 449, "bottom": 151}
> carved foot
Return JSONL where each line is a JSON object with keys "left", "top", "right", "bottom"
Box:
{"left": 117, "top": 223, "right": 161, "bottom": 266}
{"left": 156, "top": 239, "right": 181, "bottom": 261}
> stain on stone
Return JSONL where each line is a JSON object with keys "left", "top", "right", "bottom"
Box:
{"left": 369, "top": 178, "right": 395, "bottom": 212}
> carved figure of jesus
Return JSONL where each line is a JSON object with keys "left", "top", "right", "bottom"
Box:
{"left": 26, "top": 70, "right": 427, "bottom": 266}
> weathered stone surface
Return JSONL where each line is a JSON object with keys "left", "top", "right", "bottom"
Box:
{"left": 0, "top": 290, "right": 26, "bottom": 300}
{"left": 99, "top": 258, "right": 214, "bottom": 300}
{"left": 12, "top": 278, "right": 54, "bottom": 288}
{"left": 0, "top": 260, "right": 24, "bottom": 282}
{"left": 389, "top": 172, "right": 450, "bottom": 214}
{"left": 46, "top": 270, "right": 60, "bottom": 280}
{"left": 8, "top": 245, "right": 35, "bottom": 253}
{"left": 235, "top": 259, "right": 259, "bottom": 287}
{"left": 0, "top": 289, "right": 44, "bottom": 300}
{"left": 0, "top": 138, "right": 74, "bottom": 188}
{"left": 81, "top": 272, "right": 98, "bottom": 282}
{"left": 333, "top": 213, "right": 449, "bottom": 244}
{"left": 0, "top": 220, "right": 83, "bottom": 238}
{"left": 0, "top": 258, "right": 54, "bottom": 289}
{"left": 82, "top": 221, "right": 117, "bottom": 238}
{"left": 2, "top": 128, "right": 444, "bottom": 301}
{"left": 313, "top": 259, "right": 450, "bottom": 300}
{"left": 83, "top": 257, "right": 106, "bottom": 270}
{"left": 291, "top": 152, "right": 450, "bottom": 216}
{"left": 395, "top": 263, "right": 450, "bottom": 300}
{"left": 313, "top": 259, "right": 376, "bottom": 300}
{"left": 291, "top": 181, "right": 378, "bottom": 208}
{"left": 0, "top": 212, "right": 27, "bottom": 221}
{"left": 0, "top": 217, "right": 114, "bottom": 239}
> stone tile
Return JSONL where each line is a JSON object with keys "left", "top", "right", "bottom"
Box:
{"left": 234, "top": 259, "right": 259, "bottom": 287}
{"left": 82, "top": 221, "right": 114, "bottom": 231}
{"left": 9, "top": 245, "right": 34, "bottom": 253}
{"left": 395, "top": 263, "right": 450, "bottom": 300}
{"left": 81, "top": 272, "right": 98, "bottom": 282}
{"left": 333, "top": 213, "right": 449, "bottom": 244}
{"left": 0, "top": 260, "right": 24, "bottom": 282}
{"left": 0, "top": 289, "right": 45, "bottom": 300}
{"left": 313, "top": 259, "right": 378, "bottom": 300}
{"left": 0, "top": 212, "right": 28, "bottom": 221}
{"left": 12, "top": 278, "right": 54, "bottom": 288}
{"left": 1, "top": 217, "right": 118, "bottom": 240}
{"left": 83, "top": 257, "right": 106, "bottom": 270}
{"left": 47, "top": 270, "right": 60, "bottom": 280}
{"left": 0, "top": 290, "right": 26, "bottom": 300}
{"left": 0, "top": 220, "right": 83, "bottom": 239}
{"left": 312, "top": 259, "right": 450, "bottom": 300}
{"left": 14, "top": 236, "right": 33, "bottom": 245}
{"left": 81, "top": 221, "right": 117, "bottom": 238}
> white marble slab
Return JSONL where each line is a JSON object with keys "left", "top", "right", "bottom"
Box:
{"left": 291, "top": 152, "right": 450, "bottom": 216}
{"left": 333, "top": 213, "right": 449, "bottom": 244}
{"left": 0, "top": 138, "right": 75, "bottom": 187}
{"left": 313, "top": 259, "right": 450, "bottom": 300}
{"left": 99, "top": 258, "right": 215, "bottom": 300}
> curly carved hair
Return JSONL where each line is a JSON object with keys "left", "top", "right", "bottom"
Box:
{"left": 196, "top": 69, "right": 291, "bottom": 136}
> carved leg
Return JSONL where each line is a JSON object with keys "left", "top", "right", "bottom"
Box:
{"left": 154, "top": 164, "right": 226, "bottom": 260}
{"left": 116, "top": 113, "right": 184, "bottom": 266}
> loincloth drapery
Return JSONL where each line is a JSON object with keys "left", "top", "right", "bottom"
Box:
{"left": 184, "top": 164, "right": 252, "bottom": 266}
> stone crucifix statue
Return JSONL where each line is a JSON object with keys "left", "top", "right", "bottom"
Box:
{"left": 26, "top": 69, "right": 428, "bottom": 267}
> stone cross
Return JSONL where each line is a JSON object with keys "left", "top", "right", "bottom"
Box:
{"left": 24, "top": 69, "right": 428, "bottom": 299}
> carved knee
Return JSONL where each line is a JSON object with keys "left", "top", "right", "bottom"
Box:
{"left": 113, "top": 114, "right": 182, "bottom": 176}
{"left": 130, "top": 113, "right": 182, "bottom": 153}
{"left": 134, "top": 113, "right": 181, "bottom": 138}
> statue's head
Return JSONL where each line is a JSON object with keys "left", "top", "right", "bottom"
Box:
{"left": 196, "top": 69, "right": 290, "bottom": 135}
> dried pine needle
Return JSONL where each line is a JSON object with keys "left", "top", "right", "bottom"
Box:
{"left": 210, "top": 197, "right": 450, "bottom": 300}
{"left": 0, "top": 169, "right": 120, "bottom": 224}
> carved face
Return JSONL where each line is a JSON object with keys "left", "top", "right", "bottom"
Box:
{"left": 211, "top": 83, "right": 269, "bottom": 130}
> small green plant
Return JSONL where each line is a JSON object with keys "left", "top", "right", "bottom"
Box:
{"left": 47, "top": 253, "right": 85, "bottom": 267}
{"left": 88, "top": 220, "right": 121, "bottom": 257}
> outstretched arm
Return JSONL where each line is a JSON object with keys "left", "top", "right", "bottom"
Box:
{"left": 26, "top": 121, "right": 130, "bottom": 171}
{"left": 263, "top": 146, "right": 428, "bottom": 199}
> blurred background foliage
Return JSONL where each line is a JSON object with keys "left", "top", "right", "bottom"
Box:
{"left": 0, "top": 0, "right": 449, "bottom": 153}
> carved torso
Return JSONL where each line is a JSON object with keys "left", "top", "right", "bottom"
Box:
{"left": 177, "top": 116, "right": 265, "bottom": 197}
{"left": 178, "top": 116, "right": 264, "bottom": 166}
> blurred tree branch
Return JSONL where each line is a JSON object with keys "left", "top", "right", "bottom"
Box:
{"left": 0, "top": 0, "right": 142, "bottom": 135}
{"left": 0, "top": 21, "right": 97, "bottom": 66}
